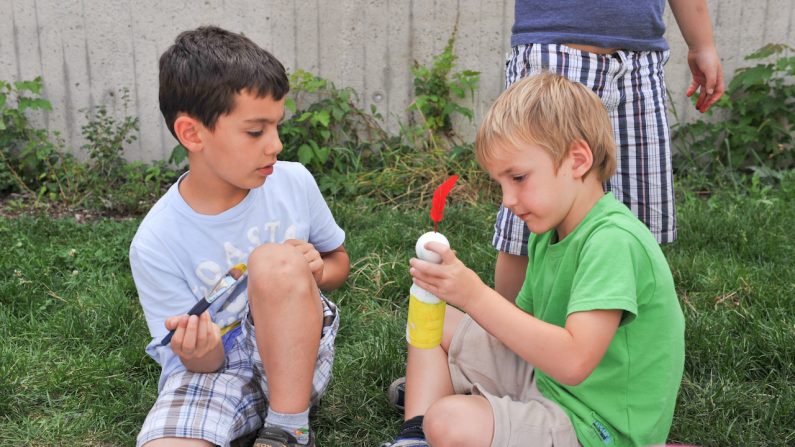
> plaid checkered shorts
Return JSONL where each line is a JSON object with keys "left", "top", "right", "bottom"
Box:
{"left": 494, "top": 44, "right": 676, "bottom": 251}
{"left": 136, "top": 296, "right": 338, "bottom": 447}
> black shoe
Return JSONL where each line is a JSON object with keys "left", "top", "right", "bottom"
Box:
{"left": 387, "top": 376, "right": 406, "bottom": 412}
{"left": 253, "top": 426, "right": 314, "bottom": 447}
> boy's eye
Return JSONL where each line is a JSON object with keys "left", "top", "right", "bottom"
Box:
{"left": 247, "top": 130, "right": 263, "bottom": 137}
{"left": 511, "top": 175, "right": 526, "bottom": 183}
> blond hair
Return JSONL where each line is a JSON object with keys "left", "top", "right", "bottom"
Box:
{"left": 476, "top": 72, "right": 616, "bottom": 182}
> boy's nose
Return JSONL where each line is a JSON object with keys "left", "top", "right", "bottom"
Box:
{"left": 266, "top": 133, "right": 283, "bottom": 156}
{"left": 501, "top": 188, "right": 517, "bottom": 209}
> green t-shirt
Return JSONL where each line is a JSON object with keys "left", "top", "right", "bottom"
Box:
{"left": 516, "top": 194, "right": 684, "bottom": 447}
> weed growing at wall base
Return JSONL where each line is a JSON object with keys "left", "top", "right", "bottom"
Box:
{"left": 673, "top": 44, "right": 794, "bottom": 181}
{"left": 274, "top": 33, "right": 487, "bottom": 206}
{"left": 0, "top": 77, "right": 80, "bottom": 203}
{"left": 0, "top": 78, "right": 179, "bottom": 215}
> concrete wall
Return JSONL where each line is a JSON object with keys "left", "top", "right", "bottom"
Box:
{"left": 1, "top": 0, "right": 793, "bottom": 163}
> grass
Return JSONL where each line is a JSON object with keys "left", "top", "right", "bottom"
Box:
{"left": 1, "top": 176, "right": 794, "bottom": 446}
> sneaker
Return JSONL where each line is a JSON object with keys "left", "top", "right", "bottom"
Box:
{"left": 379, "top": 439, "right": 429, "bottom": 447}
{"left": 253, "top": 426, "right": 314, "bottom": 447}
{"left": 387, "top": 376, "right": 406, "bottom": 412}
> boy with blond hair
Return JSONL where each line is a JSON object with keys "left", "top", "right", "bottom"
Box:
{"left": 382, "top": 72, "right": 684, "bottom": 447}
{"left": 493, "top": 0, "right": 724, "bottom": 303}
{"left": 130, "top": 26, "right": 349, "bottom": 447}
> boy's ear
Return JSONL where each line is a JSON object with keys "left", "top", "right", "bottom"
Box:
{"left": 568, "top": 139, "right": 593, "bottom": 179}
{"left": 173, "top": 115, "right": 204, "bottom": 153}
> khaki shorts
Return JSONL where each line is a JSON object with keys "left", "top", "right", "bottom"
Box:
{"left": 448, "top": 314, "right": 581, "bottom": 447}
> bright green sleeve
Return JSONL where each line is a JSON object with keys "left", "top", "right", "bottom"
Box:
{"left": 567, "top": 226, "right": 646, "bottom": 324}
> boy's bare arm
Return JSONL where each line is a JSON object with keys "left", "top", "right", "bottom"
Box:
{"left": 166, "top": 312, "right": 225, "bottom": 373}
{"left": 468, "top": 292, "right": 622, "bottom": 386}
{"left": 669, "top": 0, "right": 725, "bottom": 112}
{"left": 318, "top": 245, "right": 350, "bottom": 291}
{"left": 411, "top": 241, "right": 622, "bottom": 386}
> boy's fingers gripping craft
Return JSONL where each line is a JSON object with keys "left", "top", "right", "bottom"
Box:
{"left": 409, "top": 253, "right": 486, "bottom": 313}
{"left": 420, "top": 241, "right": 455, "bottom": 264}
{"left": 179, "top": 315, "right": 201, "bottom": 355}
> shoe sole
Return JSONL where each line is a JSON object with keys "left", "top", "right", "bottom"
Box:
{"left": 387, "top": 376, "right": 406, "bottom": 411}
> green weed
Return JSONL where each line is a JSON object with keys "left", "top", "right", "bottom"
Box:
{"left": 673, "top": 44, "right": 794, "bottom": 182}
{"left": 1, "top": 79, "right": 179, "bottom": 215}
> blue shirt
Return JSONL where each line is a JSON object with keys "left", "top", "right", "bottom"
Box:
{"left": 512, "top": 0, "right": 669, "bottom": 51}
{"left": 129, "top": 161, "right": 345, "bottom": 390}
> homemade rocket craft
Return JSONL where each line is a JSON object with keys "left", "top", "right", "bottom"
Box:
{"left": 406, "top": 175, "right": 458, "bottom": 349}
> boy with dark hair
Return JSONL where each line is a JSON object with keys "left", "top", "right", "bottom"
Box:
{"left": 130, "top": 26, "right": 350, "bottom": 447}
{"left": 383, "top": 72, "right": 685, "bottom": 447}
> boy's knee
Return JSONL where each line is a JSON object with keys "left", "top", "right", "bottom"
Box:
{"left": 249, "top": 243, "right": 307, "bottom": 274}
{"left": 424, "top": 397, "right": 470, "bottom": 447}
{"left": 247, "top": 243, "right": 314, "bottom": 297}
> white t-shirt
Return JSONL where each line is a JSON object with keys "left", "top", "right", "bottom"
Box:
{"left": 129, "top": 161, "right": 345, "bottom": 390}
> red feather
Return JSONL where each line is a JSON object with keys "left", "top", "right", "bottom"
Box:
{"left": 430, "top": 175, "right": 459, "bottom": 226}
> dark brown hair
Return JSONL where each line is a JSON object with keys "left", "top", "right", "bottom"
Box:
{"left": 159, "top": 26, "right": 289, "bottom": 139}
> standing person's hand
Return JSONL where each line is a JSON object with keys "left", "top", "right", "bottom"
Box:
{"left": 670, "top": 0, "right": 725, "bottom": 113}
{"left": 284, "top": 239, "right": 324, "bottom": 285}
{"left": 686, "top": 46, "right": 724, "bottom": 113}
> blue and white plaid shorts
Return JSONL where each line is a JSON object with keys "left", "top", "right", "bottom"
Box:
{"left": 136, "top": 296, "right": 338, "bottom": 447}
{"left": 494, "top": 43, "right": 676, "bottom": 248}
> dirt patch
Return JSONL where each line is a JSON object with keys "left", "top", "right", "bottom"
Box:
{"left": 0, "top": 194, "right": 139, "bottom": 222}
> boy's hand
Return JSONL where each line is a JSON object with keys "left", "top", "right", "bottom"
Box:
{"left": 284, "top": 239, "right": 324, "bottom": 284}
{"left": 686, "top": 46, "right": 724, "bottom": 113}
{"left": 165, "top": 311, "right": 223, "bottom": 370}
{"left": 409, "top": 241, "right": 487, "bottom": 312}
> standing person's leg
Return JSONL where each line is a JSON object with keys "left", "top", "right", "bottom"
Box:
{"left": 490, "top": 45, "right": 536, "bottom": 299}
{"left": 608, "top": 50, "right": 675, "bottom": 244}
{"left": 495, "top": 44, "right": 676, "bottom": 247}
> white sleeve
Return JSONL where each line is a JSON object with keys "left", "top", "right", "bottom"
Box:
{"left": 299, "top": 166, "right": 346, "bottom": 253}
{"left": 129, "top": 231, "right": 194, "bottom": 376}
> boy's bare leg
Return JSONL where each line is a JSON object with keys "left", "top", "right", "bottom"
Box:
{"left": 248, "top": 243, "right": 323, "bottom": 413}
{"left": 143, "top": 438, "right": 213, "bottom": 447}
{"left": 403, "top": 305, "right": 466, "bottom": 419}
{"left": 424, "top": 395, "right": 494, "bottom": 447}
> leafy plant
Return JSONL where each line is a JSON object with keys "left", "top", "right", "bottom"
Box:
{"left": 79, "top": 88, "right": 148, "bottom": 210}
{"left": 278, "top": 69, "right": 389, "bottom": 196}
{"left": 107, "top": 160, "right": 179, "bottom": 215}
{"left": 1, "top": 78, "right": 178, "bottom": 214}
{"left": 673, "top": 44, "right": 795, "bottom": 179}
{"left": 277, "top": 34, "right": 489, "bottom": 205}
{"left": 3, "top": 31, "right": 493, "bottom": 214}
{"left": 409, "top": 26, "right": 480, "bottom": 148}
{"left": 0, "top": 77, "right": 85, "bottom": 204}
{"left": 80, "top": 88, "right": 139, "bottom": 180}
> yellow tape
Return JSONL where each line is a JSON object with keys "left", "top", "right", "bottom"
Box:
{"left": 406, "top": 294, "right": 446, "bottom": 349}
